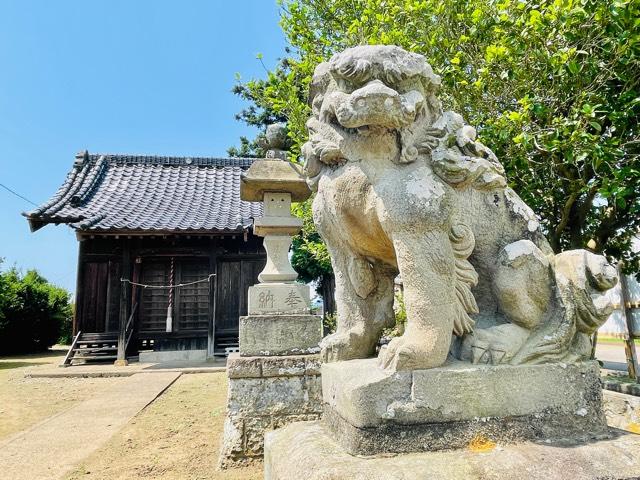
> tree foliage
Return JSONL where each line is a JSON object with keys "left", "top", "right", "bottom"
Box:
{"left": 0, "top": 264, "right": 73, "bottom": 354}
{"left": 232, "top": 0, "right": 640, "bottom": 275}
{"left": 290, "top": 199, "right": 336, "bottom": 313}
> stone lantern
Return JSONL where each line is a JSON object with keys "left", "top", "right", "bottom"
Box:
{"left": 218, "top": 124, "right": 323, "bottom": 468}
{"left": 237, "top": 123, "right": 322, "bottom": 355}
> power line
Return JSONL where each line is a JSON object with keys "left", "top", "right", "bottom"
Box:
{"left": 0, "top": 182, "right": 38, "bottom": 206}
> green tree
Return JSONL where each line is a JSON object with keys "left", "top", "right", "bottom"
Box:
{"left": 230, "top": 59, "right": 336, "bottom": 311}
{"left": 0, "top": 264, "right": 73, "bottom": 354}
{"left": 232, "top": 0, "right": 640, "bottom": 276}
{"left": 291, "top": 199, "right": 335, "bottom": 314}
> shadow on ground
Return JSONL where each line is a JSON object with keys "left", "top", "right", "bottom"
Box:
{"left": 0, "top": 361, "right": 50, "bottom": 370}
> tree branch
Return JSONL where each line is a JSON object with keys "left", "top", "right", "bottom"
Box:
{"left": 554, "top": 191, "right": 579, "bottom": 241}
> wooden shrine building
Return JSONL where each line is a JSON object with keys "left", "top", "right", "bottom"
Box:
{"left": 24, "top": 151, "right": 265, "bottom": 365}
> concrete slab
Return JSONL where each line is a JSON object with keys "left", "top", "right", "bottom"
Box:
{"left": 265, "top": 421, "right": 640, "bottom": 480}
{"left": 138, "top": 349, "right": 207, "bottom": 363}
{"left": 0, "top": 372, "right": 181, "bottom": 480}
{"left": 25, "top": 359, "right": 226, "bottom": 378}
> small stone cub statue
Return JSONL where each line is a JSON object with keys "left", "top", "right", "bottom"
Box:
{"left": 302, "top": 45, "right": 617, "bottom": 371}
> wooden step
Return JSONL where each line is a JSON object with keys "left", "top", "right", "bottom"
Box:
{"left": 74, "top": 348, "right": 118, "bottom": 357}
{"left": 74, "top": 344, "right": 118, "bottom": 350}
{"left": 61, "top": 331, "right": 124, "bottom": 367}
{"left": 78, "top": 334, "right": 117, "bottom": 340}
{"left": 74, "top": 350, "right": 118, "bottom": 357}
{"left": 71, "top": 355, "right": 117, "bottom": 363}
{"left": 76, "top": 342, "right": 118, "bottom": 348}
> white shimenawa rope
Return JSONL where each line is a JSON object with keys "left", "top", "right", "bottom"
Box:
{"left": 120, "top": 273, "right": 216, "bottom": 289}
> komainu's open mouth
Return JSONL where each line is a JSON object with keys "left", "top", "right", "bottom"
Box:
{"left": 321, "top": 81, "right": 425, "bottom": 132}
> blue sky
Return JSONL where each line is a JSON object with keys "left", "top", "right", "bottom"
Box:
{"left": 0, "top": 1, "right": 286, "bottom": 294}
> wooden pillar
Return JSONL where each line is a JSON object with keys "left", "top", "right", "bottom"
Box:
{"left": 207, "top": 237, "right": 219, "bottom": 360}
{"left": 619, "top": 263, "right": 639, "bottom": 381}
{"left": 73, "top": 237, "right": 86, "bottom": 335}
{"left": 115, "top": 239, "right": 132, "bottom": 366}
{"left": 129, "top": 256, "right": 142, "bottom": 355}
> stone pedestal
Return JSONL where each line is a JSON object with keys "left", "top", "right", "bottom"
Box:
{"left": 218, "top": 354, "right": 322, "bottom": 468}
{"left": 322, "top": 358, "right": 609, "bottom": 456}
{"left": 219, "top": 299, "right": 322, "bottom": 468}
{"left": 264, "top": 421, "right": 640, "bottom": 480}
{"left": 264, "top": 359, "right": 640, "bottom": 479}
{"left": 240, "top": 315, "right": 322, "bottom": 356}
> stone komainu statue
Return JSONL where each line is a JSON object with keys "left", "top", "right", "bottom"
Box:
{"left": 302, "top": 45, "right": 618, "bottom": 371}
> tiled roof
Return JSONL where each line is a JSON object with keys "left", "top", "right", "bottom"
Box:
{"left": 24, "top": 152, "right": 263, "bottom": 233}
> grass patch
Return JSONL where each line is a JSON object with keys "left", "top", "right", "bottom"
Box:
{"left": 604, "top": 374, "right": 638, "bottom": 385}
{"left": 597, "top": 337, "right": 640, "bottom": 346}
{"left": 0, "top": 361, "right": 49, "bottom": 370}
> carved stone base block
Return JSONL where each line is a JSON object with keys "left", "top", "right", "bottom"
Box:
{"left": 264, "top": 421, "right": 640, "bottom": 480}
{"left": 322, "top": 359, "right": 609, "bottom": 455}
{"left": 218, "top": 354, "right": 322, "bottom": 468}
{"left": 248, "top": 283, "right": 311, "bottom": 315}
{"left": 239, "top": 314, "right": 322, "bottom": 356}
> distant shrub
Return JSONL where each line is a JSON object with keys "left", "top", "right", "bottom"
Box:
{"left": 381, "top": 292, "right": 408, "bottom": 339}
{"left": 0, "top": 266, "right": 72, "bottom": 354}
{"left": 57, "top": 304, "right": 74, "bottom": 345}
{"left": 323, "top": 312, "right": 337, "bottom": 336}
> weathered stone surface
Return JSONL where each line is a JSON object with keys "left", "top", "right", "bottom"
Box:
{"left": 221, "top": 413, "right": 322, "bottom": 468}
{"left": 302, "top": 44, "right": 618, "bottom": 371}
{"left": 218, "top": 415, "right": 245, "bottom": 467}
{"left": 227, "top": 352, "right": 321, "bottom": 379}
{"left": 240, "top": 159, "right": 311, "bottom": 202}
{"left": 221, "top": 141, "right": 324, "bottom": 469}
{"left": 248, "top": 283, "right": 311, "bottom": 315}
{"left": 322, "top": 358, "right": 608, "bottom": 455}
{"left": 603, "top": 390, "right": 640, "bottom": 432}
{"left": 252, "top": 192, "right": 302, "bottom": 282}
{"left": 265, "top": 123, "right": 288, "bottom": 149}
{"left": 264, "top": 421, "right": 640, "bottom": 480}
{"left": 253, "top": 216, "right": 302, "bottom": 236}
{"left": 239, "top": 314, "right": 322, "bottom": 357}
{"left": 219, "top": 354, "right": 323, "bottom": 469}
{"left": 228, "top": 375, "right": 322, "bottom": 416}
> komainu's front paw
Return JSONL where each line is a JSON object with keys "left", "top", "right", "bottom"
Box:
{"left": 378, "top": 335, "right": 447, "bottom": 371}
{"left": 378, "top": 336, "right": 415, "bottom": 371}
{"left": 320, "top": 331, "right": 373, "bottom": 363}
{"left": 320, "top": 332, "right": 350, "bottom": 363}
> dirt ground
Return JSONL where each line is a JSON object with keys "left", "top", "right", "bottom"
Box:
{"left": 0, "top": 349, "right": 126, "bottom": 440}
{"left": 6, "top": 340, "right": 635, "bottom": 479}
{"left": 64, "top": 372, "right": 262, "bottom": 480}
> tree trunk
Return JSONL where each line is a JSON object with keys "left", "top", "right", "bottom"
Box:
{"left": 320, "top": 274, "right": 336, "bottom": 316}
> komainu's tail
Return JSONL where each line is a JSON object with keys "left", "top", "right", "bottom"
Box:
{"left": 449, "top": 224, "right": 478, "bottom": 336}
